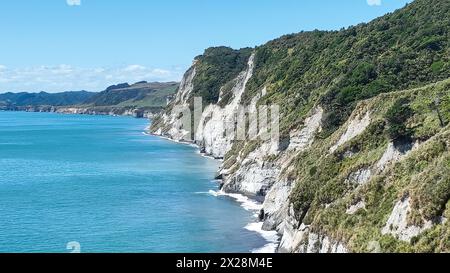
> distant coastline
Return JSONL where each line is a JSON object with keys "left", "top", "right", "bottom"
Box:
{"left": 0, "top": 105, "right": 158, "bottom": 119}
{"left": 0, "top": 81, "right": 179, "bottom": 119}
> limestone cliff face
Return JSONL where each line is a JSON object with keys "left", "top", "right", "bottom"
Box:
{"left": 151, "top": 47, "right": 449, "bottom": 252}
{"left": 195, "top": 54, "right": 255, "bottom": 159}
{"left": 151, "top": 0, "right": 450, "bottom": 253}
{"left": 152, "top": 66, "right": 197, "bottom": 140}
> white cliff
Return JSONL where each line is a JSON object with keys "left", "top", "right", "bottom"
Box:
{"left": 156, "top": 67, "right": 197, "bottom": 141}
{"left": 288, "top": 107, "right": 324, "bottom": 151}
{"left": 277, "top": 212, "right": 348, "bottom": 253}
{"left": 195, "top": 53, "right": 256, "bottom": 158}
{"left": 330, "top": 111, "right": 371, "bottom": 153}
{"left": 262, "top": 107, "right": 324, "bottom": 224}
{"left": 381, "top": 196, "right": 435, "bottom": 242}
{"left": 175, "top": 66, "right": 197, "bottom": 105}
{"left": 376, "top": 141, "right": 419, "bottom": 171}
{"left": 346, "top": 201, "right": 366, "bottom": 215}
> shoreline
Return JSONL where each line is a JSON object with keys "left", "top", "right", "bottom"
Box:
{"left": 1, "top": 109, "right": 144, "bottom": 119}
{"left": 0, "top": 108, "right": 157, "bottom": 119}
{"left": 207, "top": 189, "right": 279, "bottom": 253}
{"left": 147, "top": 131, "right": 280, "bottom": 253}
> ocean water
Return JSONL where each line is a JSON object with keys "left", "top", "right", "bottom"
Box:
{"left": 0, "top": 111, "right": 271, "bottom": 253}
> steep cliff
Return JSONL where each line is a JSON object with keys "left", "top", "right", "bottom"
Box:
{"left": 151, "top": 0, "right": 449, "bottom": 253}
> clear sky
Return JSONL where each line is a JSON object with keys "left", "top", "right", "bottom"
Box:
{"left": 0, "top": 0, "right": 412, "bottom": 93}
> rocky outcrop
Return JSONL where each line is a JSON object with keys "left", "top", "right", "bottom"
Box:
{"left": 346, "top": 168, "right": 372, "bottom": 185}
{"left": 260, "top": 107, "right": 324, "bottom": 226}
{"left": 381, "top": 196, "right": 434, "bottom": 242}
{"left": 330, "top": 111, "right": 371, "bottom": 153}
{"left": 346, "top": 201, "right": 366, "bottom": 215}
{"left": 154, "top": 67, "right": 197, "bottom": 141}
{"left": 288, "top": 107, "right": 324, "bottom": 152}
{"left": 376, "top": 141, "right": 418, "bottom": 171}
{"left": 277, "top": 208, "right": 348, "bottom": 253}
{"left": 196, "top": 54, "right": 256, "bottom": 158}
{"left": 380, "top": 188, "right": 448, "bottom": 243}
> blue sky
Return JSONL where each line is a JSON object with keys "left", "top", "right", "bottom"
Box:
{"left": 0, "top": 0, "right": 412, "bottom": 92}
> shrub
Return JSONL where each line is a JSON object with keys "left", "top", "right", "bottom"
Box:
{"left": 385, "top": 97, "right": 414, "bottom": 142}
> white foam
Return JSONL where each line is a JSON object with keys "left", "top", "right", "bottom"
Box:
{"left": 151, "top": 133, "right": 279, "bottom": 252}
{"left": 245, "top": 222, "right": 279, "bottom": 253}
{"left": 154, "top": 134, "right": 195, "bottom": 146}
{"left": 251, "top": 243, "right": 279, "bottom": 253}
{"left": 208, "top": 190, "right": 262, "bottom": 211}
{"left": 194, "top": 192, "right": 210, "bottom": 195}
{"left": 200, "top": 153, "right": 223, "bottom": 161}
{"left": 208, "top": 190, "right": 280, "bottom": 253}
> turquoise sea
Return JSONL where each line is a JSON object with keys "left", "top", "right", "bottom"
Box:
{"left": 0, "top": 111, "right": 269, "bottom": 253}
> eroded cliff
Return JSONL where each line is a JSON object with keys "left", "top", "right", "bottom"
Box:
{"left": 151, "top": 0, "right": 450, "bottom": 253}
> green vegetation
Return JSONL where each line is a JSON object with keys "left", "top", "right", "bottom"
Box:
{"left": 0, "top": 91, "right": 95, "bottom": 108}
{"left": 192, "top": 46, "right": 253, "bottom": 105}
{"left": 289, "top": 79, "right": 450, "bottom": 252}
{"left": 85, "top": 82, "right": 178, "bottom": 109}
{"left": 241, "top": 0, "right": 449, "bottom": 138}
{"left": 0, "top": 82, "right": 179, "bottom": 114}
{"left": 385, "top": 97, "right": 413, "bottom": 143}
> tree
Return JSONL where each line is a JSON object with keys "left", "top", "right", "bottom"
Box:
{"left": 385, "top": 97, "right": 413, "bottom": 143}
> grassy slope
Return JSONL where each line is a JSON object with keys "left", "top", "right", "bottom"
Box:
{"left": 243, "top": 0, "right": 449, "bottom": 138}
{"left": 289, "top": 79, "right": 450, "bottom": 252}
{"left": 83, "top": 82, "right": 179, "bottom": 110}
{"left": 112, "top": 84, "right": 178, "bottom": 108}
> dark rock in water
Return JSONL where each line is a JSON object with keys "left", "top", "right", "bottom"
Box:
{"left": 200, "top": 146, "right": 206, "bottom": 154}
{"left": 218, "top": 181, "right": 225, "bottom": 190}
{"left": 214, "top": 173, "right": 223, "bottom": 180}
{"left": 258, "top": 209, "right": 265, "bottom": 221}
{"left": 134, "top": 110, "right": 144, "bottom": 118}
